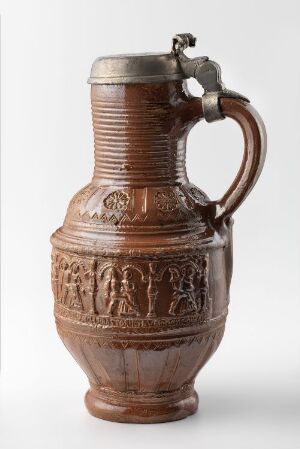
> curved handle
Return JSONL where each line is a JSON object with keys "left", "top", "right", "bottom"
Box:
{"left": 211, "top": 97, "right": 267, "bottom": 222}
{"left": 171, "top": 33, "right": 266, "bottom": 221}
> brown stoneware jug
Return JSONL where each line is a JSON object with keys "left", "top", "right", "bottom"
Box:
{"left": 51, "top": 33, "right": 266, "bottom": 423}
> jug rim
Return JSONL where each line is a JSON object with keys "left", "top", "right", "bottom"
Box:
{"left": 88, "top": 52, "right": 187, "bottom": 85}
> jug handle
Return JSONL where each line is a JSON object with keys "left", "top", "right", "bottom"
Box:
{"left": 208, "top": 97, "right": 267, "bottom": 222}
{"left": 173, "top": 33, "right": 267, "bottom": 222}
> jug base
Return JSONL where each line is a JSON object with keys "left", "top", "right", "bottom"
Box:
{"left": 84, "top": 388, "right": 199, "bottom": 424}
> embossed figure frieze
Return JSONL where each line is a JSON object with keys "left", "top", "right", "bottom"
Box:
{"left": 156, "top": 256, "right": 211, "bottom": 318}
{"left": 57, "top": 260, "right": 84, "bottom": 310}
{"left": 169, "top": 265, "right": 198, "bottom": 315}
{"left": 100, "top": 267, "right": 140, "bottom": 317}
{"left": 52, "top": 253, "right": 97, "bottom": 314}
{"left": 52, "top": 251, "right": 211, "bottom": 322}
{"left": 145, "top": 263, "right": 159, "bottom": 318}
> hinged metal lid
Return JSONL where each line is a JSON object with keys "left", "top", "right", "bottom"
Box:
{"left": 88, "top": 33, "right": 249, "bottom": 123}
{"left": 88, "top": 52, "right": 187, "bottom": 84}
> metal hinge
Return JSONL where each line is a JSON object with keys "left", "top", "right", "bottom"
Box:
{"left": 172, "top": 33, "right": 249, "bottom": 122}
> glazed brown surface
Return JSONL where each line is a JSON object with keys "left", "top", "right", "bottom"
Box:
{"left": 51, "top": 80, "right": 266, "bottom": 423}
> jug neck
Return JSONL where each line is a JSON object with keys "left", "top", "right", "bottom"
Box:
{"left": 91, "top": 81, "right": 196, "bottom": 187}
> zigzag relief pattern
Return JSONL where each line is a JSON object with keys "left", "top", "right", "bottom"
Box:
{"left": 79, "top": 211, "right": 148, "bottom": 224}
{"left": 57, "top": 325, "right": 225, "bottom": 351}
{"left": 119, "top": 213, "right": 148, "bottom": 224}
{"left": 64, "top": 183, "right": 209, "bottom": 232}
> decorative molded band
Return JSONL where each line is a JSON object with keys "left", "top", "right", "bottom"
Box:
{"left": 52, "top": 250, "right": 219, "bottom": 323}
{"left": 62, "top": 183, "right": 212, "bottom": 235}
{"left": 50, "top": 233, "right": 221, "bottom": 258}
{"left": 89, "top": 382, "right": 195, "bottom": 406}
{"left": 55, "top": 302, "right": 227, "bottom": 334}
{"left": 56, "top": 322, "right": 225, "bottom": 350}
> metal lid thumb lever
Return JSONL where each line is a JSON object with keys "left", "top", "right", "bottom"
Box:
{"left": 173, "top": 33, "right": 249, "bottom": 122}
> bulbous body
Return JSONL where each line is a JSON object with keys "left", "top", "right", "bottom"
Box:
{"left": 51, "top": 78, "right": 265, "bottom": 423}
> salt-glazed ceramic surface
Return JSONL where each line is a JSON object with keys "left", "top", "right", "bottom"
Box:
{"left": 51, "top": 34, "right": 266, "bottom": 423}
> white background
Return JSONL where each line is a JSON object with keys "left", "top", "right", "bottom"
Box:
{"left": 1, "top": 0, "right": 300, "bottom": 448}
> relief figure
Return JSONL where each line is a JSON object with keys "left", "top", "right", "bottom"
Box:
{"left": 107, "top": 269, "right": 140, "bottom": 317}
{"left": 169, "top": 266, "right": 198, "bottom": 316}
{"left": 65, "top": 264, "right": 84, "bottom": 311}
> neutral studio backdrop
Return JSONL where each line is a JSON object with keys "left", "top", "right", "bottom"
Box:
{"left": 1, "top": 0, "right": 300, "bottom": 448}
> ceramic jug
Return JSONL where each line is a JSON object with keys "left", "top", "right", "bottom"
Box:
{"left": 51, "top": 33, "right": 266, "bottom": 423}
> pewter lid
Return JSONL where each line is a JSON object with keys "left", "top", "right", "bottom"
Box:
{"left": 88, "top": 33, "right": 249, "bottom": 123}
{"left": 88, "top": 52, "right": 187, "bottom": 85}
{"left": 88, "top": 33, "right": 198, "bottom": 85}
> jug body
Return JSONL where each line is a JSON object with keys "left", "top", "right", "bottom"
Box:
{"left": 51, "top": 35, "right": 266, "bottom": 423}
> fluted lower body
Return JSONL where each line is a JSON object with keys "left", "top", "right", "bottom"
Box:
{"left": 56, "top": 309, "right": 225, "bottom": 423}
{"left": 52, "top": 224, "right": 232, "bottom": 423}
